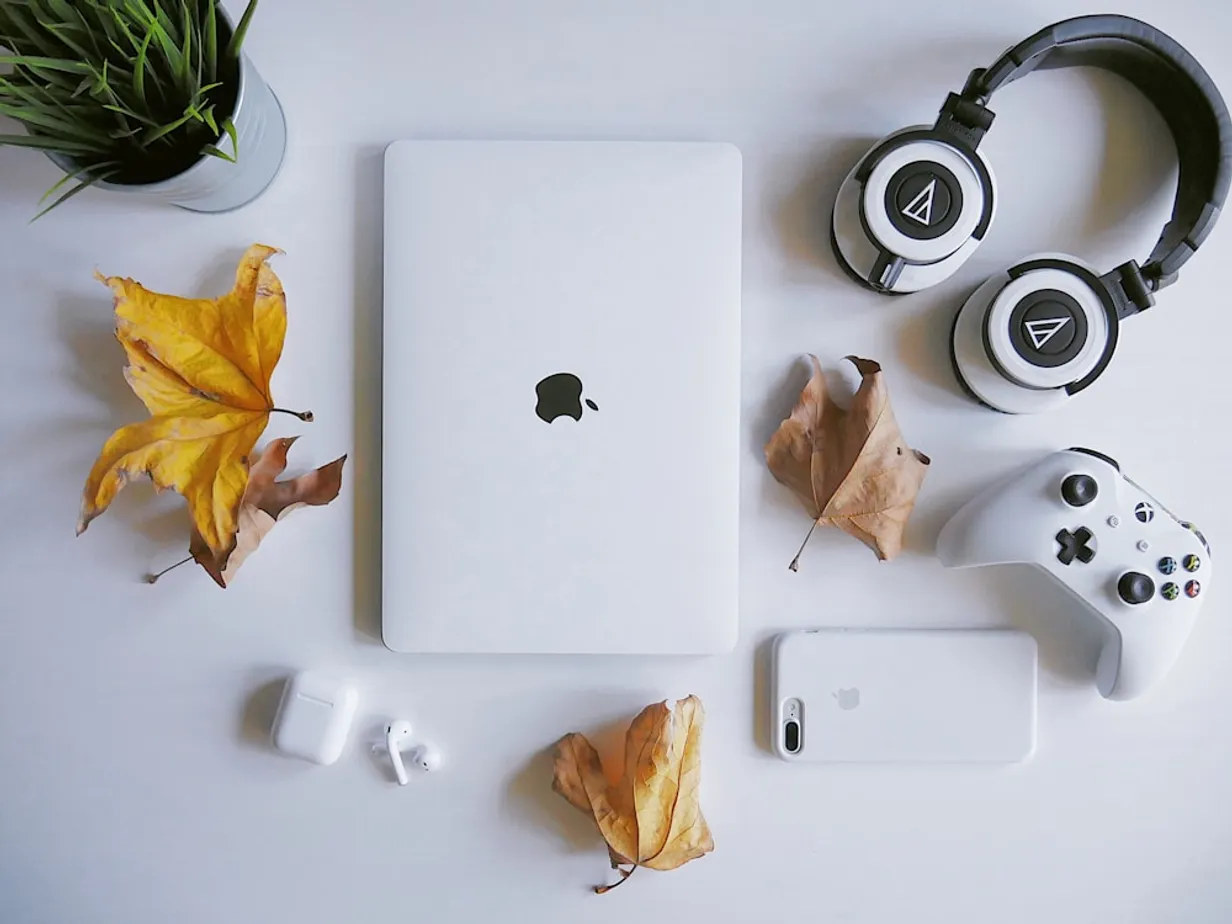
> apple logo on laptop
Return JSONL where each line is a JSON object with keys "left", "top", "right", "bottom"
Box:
{"left": 535, "top": 373, "right": 599, "bottom": 424}
{"left": 833, "top": 688, "right": 860, "bottom": 710}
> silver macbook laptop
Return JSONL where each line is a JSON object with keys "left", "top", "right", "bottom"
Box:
{"left": 381, "top": 140, "right": 741, "bottom": 654}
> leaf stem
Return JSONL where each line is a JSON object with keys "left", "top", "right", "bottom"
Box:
{"left": 270, "top": 407, "right": 314, "bottom": 422}
{"left": 788, "top": 520, "right": 820, "bottom": 572}
{"left": 146, "top": 555, "right": 192, "bottom": 584}
{"left": 595, "top": 865, "right": 636, "bottom": 894}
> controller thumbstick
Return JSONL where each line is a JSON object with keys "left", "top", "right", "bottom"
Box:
{"left": 1062, "top": 473, "right": 1098, "bottom": 507}
{"left": 1118, "top": 571, "right": 1155, "bottom": 605}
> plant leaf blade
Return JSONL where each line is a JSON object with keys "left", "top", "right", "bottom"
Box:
{"left": 226, "top": 0, "right": 259, "bottom": 59}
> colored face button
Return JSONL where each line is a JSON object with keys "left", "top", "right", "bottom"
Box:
{"left": 1186, "top": 580, "right": 1201, "bottom": 599}
{"left": 1183, "top": 554, "right": 1201, "bottom": 573}
{"left": 1158, "top": 557, "right": 1177, "bottom": 575}
{"left": 1161, "top": 582, "right": 1180, "bottom": 601}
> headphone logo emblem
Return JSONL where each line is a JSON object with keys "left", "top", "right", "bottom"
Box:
{"left": 900, "top": 177, "right": 938, "bottom": 226}
{"left": 1135, "top": 502, "right": 1155, "bottom": 524}
{"left": 1024, "top": 316, "right": 1071, "bottom": 350}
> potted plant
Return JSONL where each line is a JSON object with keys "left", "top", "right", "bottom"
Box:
{"left": 0, "top": 0, "right": 285, "bottom": 216}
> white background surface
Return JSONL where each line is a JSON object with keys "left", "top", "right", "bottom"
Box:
{"left": 1, "top": 1, "right": 1230, "bottom": 921}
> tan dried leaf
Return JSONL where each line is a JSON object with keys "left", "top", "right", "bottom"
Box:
{"left": 553, "top": 732, "right": 637, "bottom": 866}
{"left": 551, "top": 695, "right": 713, "bottom": 893}
{"left": 640, "top": 694, "right": 711, "bottom": 871}
{"left": 765, "top": 355, "right": 929, "bottom": 568}
{"left": 190, "top": 437, "right": 348, "bottom": 587}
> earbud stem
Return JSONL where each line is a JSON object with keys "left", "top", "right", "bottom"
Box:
{"left": 387, "top": 739, "right": 409, "bottom": 785}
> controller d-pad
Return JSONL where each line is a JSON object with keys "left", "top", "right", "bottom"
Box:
{"left": 1074, "top": 528, "right": 1095, "bottom": 563}
{"left": 1056, "top": 527, "right": 1096, "bottom": 566}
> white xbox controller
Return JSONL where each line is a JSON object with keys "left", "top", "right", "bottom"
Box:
{"left": 937, "top": 448, "right": 1211, "bottom": 700}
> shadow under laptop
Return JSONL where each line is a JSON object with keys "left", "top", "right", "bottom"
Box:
{"left": 352, "top": 145, "right": 387, "bottom": 644}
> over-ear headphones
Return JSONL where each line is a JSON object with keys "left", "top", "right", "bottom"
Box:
{"left": 831, "top": 15, "right": 1231, "bottom": 413}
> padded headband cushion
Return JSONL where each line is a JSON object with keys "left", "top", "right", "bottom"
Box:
{"left": 979, "top": 15, "right": 1232, "bottom": 283}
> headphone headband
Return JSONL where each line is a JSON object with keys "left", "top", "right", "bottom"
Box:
{"left": 958, "top": 15, "right": 1231, "bottom": 291}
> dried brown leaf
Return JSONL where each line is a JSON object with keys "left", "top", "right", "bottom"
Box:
{"left": 640, "top": 694, "right": 713, "bottom": 870}
{"left": 551, "top": 695, "right": 713, "bottom": 892}
{"left": 552, "top": 732, "right": 636, "bottom": 866}
{"left": 765, "top": 355, "right": 929, "bottom": 567}
{"left": 190, "top": 438, "right": 348, "bottom": 587}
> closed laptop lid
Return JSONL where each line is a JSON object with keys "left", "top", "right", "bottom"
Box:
{"left": 381, "top": 140, "right": 742, "bottom": 654}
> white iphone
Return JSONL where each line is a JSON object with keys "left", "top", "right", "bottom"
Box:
{"left": 771, "top": 628, "right": 1038, "bottom": 763}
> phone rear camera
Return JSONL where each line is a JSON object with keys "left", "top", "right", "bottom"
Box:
{"left": 784, "top": 720, "right": 800, "bottom": 754}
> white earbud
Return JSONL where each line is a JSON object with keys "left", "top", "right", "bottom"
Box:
{"left": 382, "top": 720, "right": 414, "bottom": 785}
{"left": 375, "top": 720, "right": 441, "bottom": 785}
{"left": 407, "top": 744, "right": 442, "bottom": 773}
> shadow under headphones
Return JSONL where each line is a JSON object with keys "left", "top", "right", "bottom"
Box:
{"left": 831, "top": 14, "right": 1232, "bottom": 414}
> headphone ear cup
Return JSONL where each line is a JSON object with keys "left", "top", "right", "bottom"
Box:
{"left": 948, "top": 287, "right": 1012, "bottom": 413}
{"left": 951, "top": 255, "right": 1120, "bottom": 414}
{"left": 831, "top": 128, "right": 996, "bottom": 294}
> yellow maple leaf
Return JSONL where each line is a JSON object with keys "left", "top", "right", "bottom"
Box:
{"left": 77, "top": 244, "right": 311, "bottom": 560}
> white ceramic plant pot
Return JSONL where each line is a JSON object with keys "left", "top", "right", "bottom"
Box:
{"left": 50, "top": 51, "right": 286, "bottom": 213}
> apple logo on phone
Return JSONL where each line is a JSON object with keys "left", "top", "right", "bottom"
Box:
{"left": 833, "top": 688, "right": 860, "bottom": 710}
{"left": 535, "top": 373, "right": 599, "bottom": 424}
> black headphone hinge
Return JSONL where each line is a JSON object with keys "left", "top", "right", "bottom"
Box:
{"left": 935, "top": 72, "right": 996, "bottom": 150}
{"left": 1101, "top": 261, "right": 1157, "bottom": 317}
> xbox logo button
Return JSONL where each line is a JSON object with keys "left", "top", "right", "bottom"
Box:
{"left": 1135, "top": 502, "right": 1155, "bottom": 523}
{"left": 884, "top": 161, "right": 962, "bottom": 241}
{"left": 1008, "top": 289, "right": 1089, "bottom": 368}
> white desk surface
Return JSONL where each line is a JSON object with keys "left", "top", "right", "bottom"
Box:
{"left": 2, "top": 1, "right": 1230, "bottom": 922}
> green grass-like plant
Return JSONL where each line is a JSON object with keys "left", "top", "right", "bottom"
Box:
{"left": 0, "top": 0, "right": 259, "bottom": 216}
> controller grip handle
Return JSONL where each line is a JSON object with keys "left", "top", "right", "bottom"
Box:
{"left": 1097, "top": 629, "right": 1189, "bottom": 701}
{"left": 936, "top": 494, "right": 1025, "bottom": 569}
{"left": 1096, "top": 634, "right": 1124, "bottom": 700}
